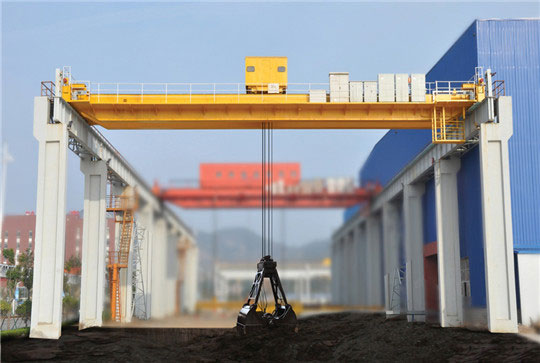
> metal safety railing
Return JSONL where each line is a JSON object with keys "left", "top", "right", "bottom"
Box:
{"left": 492, "top": 80, "right": 505, "bottom": 97}
{"left": 67, "top": 80, "right": 480, "bottom": 104}
{"left": 72, "top": 82, "right": 329, "bottom": 103}
{"left": 41, "top": 81, "right": 56, "bottom": 98}
{"left": 426, "top": 80, "right": 477, "bottom": 99}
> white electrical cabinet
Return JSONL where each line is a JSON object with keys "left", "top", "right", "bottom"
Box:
{"left": 378, "top": 74, "right": 395, "bottom": 102}
{"left": 395, "top": 74, "right": 409, "bottom": 102}
{"left": 363, "top": 81, "right": 377, "bottom": 102}
{"left": 329, "top": 72, "right": 350, "bottom": 102}
{"left": 349, "top": 81, "right": 364, "bottom": 102}
{"left": 410, "top": 73, "right": 426, "bottom": 102}
{"left": 309, "top": 89, "right": 327, "bottom": 103}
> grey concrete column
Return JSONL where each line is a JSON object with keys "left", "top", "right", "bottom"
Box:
{"left": 355, "top": 222, "right": 368, "bottom": 306}
{"left": 183, "top": 241, "right": 199, "bottom": 313}
{"left": 435, "top": 157, "right": 463, "bottom": 327}
{"left": 346, "top": 231, "right": 355, "bottom": 305}
{"left": 78, "top": 158, "right": 108, "bottom": 329}
{"left": 338, "top": 238, "right": 346, "bottom": 305}
{"left": 151, "top": 216, "right": 167, "bottom": 319}
{"left": 479, "top": 97, "right": 518, "bottom": 333}
{"left": 403, "top": 183, "right": 426, "bottom": 322}
{"left": 137, "top": 204, "right": 154, "bottom": 318}
{"left": 30, "top": 97, "right": 69, "bottom": 339}
{"left": 366, "top": 215, "right": 383, "bottom": 307}
{"left": 331, "top": 241, "right": 338, "bottom": 304}
{"left": 383, "top": 202, "right": 400, "bottom": 314}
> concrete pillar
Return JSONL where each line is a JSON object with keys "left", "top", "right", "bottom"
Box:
{"left": 30, "top": 97, "right": 69, "bottom": 339}
{"left": 435, "top": 157, "right": 463, "bottom": 327}
{"left": 479, "top": 96, "right": 518, "bottom": 333}
{"left": 383, "top": 202, "right": 400, "bottom": 314}
{"left": 338, "top": 238, "right": 346, "bottom": 304}
{"left": 183, "top": 242, "right": 198, "bottom": 313}
{"left": 403, "top": 183, "right": 426, "bottom": 322}
{"left": 151, "top": 216, "right": 167, "bottom": 319}
{"left": 355, "top": 223, "right": 368, "bottom": 306}
{"left": 138, "top": 205, "right": 154, "bottom": 318}
{"left": 165, "top": 227, "right": 180, "bottom": 316}
{"left": 366, "top": 215, "right": 383, "bottom": 307}
{"left": 331, "top": 241, "right": 338, "bottom": 304}
{"left": 78, "top": 158, "right": 108, "bottom": 329}
{"left": 346, "top": 231, "right": 354, "bottom": 305}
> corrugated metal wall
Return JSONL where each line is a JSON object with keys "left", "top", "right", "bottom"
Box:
{"left": 352, "top": 19, "right": 540, "bottom": 253}
{"left": 359, "top": 129, "right": 431, "bottom": 188}
{"left": 476, "top": 19, "right": 540, "bottom": 252}
{"left": 457, "top": 146, "right": 486, "bottom": 307}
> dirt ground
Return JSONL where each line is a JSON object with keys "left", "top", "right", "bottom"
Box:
{"left": 2, "top": 313, "right": 540, "bottom": 362}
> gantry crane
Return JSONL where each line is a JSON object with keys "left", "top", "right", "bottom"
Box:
{"left": 106, "top": 186, "right": 138, "bottom": 322}
{"left": 48, "top": 58, "right": 493, "bottom": 331}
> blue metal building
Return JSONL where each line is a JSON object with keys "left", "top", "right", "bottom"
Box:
{"left": 354, "top": 18, "right": 539, "bottom": 251}
{"left": 345, "top": 19, "right": 539, "bottom": 314}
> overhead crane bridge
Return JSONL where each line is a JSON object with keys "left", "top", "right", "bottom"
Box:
{"left": 57, "top": 58, "right": 487, "bottom": 144}
{"left": 153, "top": 162, "right": 380, "bottom": 209}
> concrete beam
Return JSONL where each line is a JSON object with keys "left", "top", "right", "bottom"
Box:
{"left": 403, "top": 183, "right": 426, "bottom": 322}
{"left": 79, "top": 158, "right": 108, "bottom": 329}
{"left": 435, "top": 157, "right": 463, "bottom": 327}
{"left": 30, "top": 98, "right": 69, "bottom": 339}
{"left": 479, "top": 97, "right": 518, "bottom": 332}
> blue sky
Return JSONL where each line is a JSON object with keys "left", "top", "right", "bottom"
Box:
{"left": 2, "top": 2, "right": 538, "bottom": 246}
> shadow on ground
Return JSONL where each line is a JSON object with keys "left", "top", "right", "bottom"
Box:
{"left": 2, "top": 313, "right": 539, "bottom": 362}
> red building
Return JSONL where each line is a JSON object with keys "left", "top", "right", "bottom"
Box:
{"left": 200, "top": 162, "right": 300, "bottom": 189}
{"left": 1, "top": 211, "right": 116, "bottom": 267}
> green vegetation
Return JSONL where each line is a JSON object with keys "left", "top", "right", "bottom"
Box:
{"left": 0, "top": 327, "right": 30, "bottom": 340}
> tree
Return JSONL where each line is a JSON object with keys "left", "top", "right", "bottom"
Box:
{"left": 1, "top": 248, "right": 34, "bottom": 304}
{"left": 64, "top": 254, "right": 81, "bottom": 273}
{"left": 17, "top": 249, "right": 34, "bottom": 292}
{"left": 2, "top": 248, "right": 15, "bottom": 265}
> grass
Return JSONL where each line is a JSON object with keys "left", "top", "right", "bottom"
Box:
{"left": 1, "top": 327, "right": 30, "bottom": 340}
{"left": 1, "top": 317, "right": 79, "bottom": 341}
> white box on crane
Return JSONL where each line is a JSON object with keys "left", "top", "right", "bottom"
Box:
{"left": 395, "top": 74, "right": 409, "bottom": 102}
{"left": 309, "top": 90, "right": 327, "bottom": 103}
{"left": 378, "top": 74, "right": 395, "bottom": 102}
{"left": 329, "top": 72, "right": 349, "bottom": 102}
{"left": 363, "top": 81, "right": 377, "bottom": 102}
{"left": 410, "top": 74, "right": 426, "bottom": 102}
{"left": 349, "top": 81, "right": 364, "bottom": 102}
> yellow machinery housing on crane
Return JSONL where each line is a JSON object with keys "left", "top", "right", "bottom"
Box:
{"left": 245, "top": 56, "right": 287, "bottom": 94}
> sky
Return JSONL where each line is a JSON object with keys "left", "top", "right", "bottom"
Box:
{"left": 1, "top": 2, "right": 538, "bottom": 246}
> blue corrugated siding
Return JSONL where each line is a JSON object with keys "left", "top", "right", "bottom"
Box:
{"left": 343, "top": 204, "right": 360, "bottom": 222}
{"left": 457, "top": 147, "right": 486, "bottom": 307}
{"left": 423, "top": 178, "right": 437, "bottom": 245}
{"left": 476, "top": 19, "right": 540, "bottom": 252}
{"left": 359, "top": 23, "right": 479, "bottom": 188}
{"left": 426, "top": 21, "right": 479, "bottom": 82}
{"left": 359, "top": 130, "right": 431, "bottom": 187}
